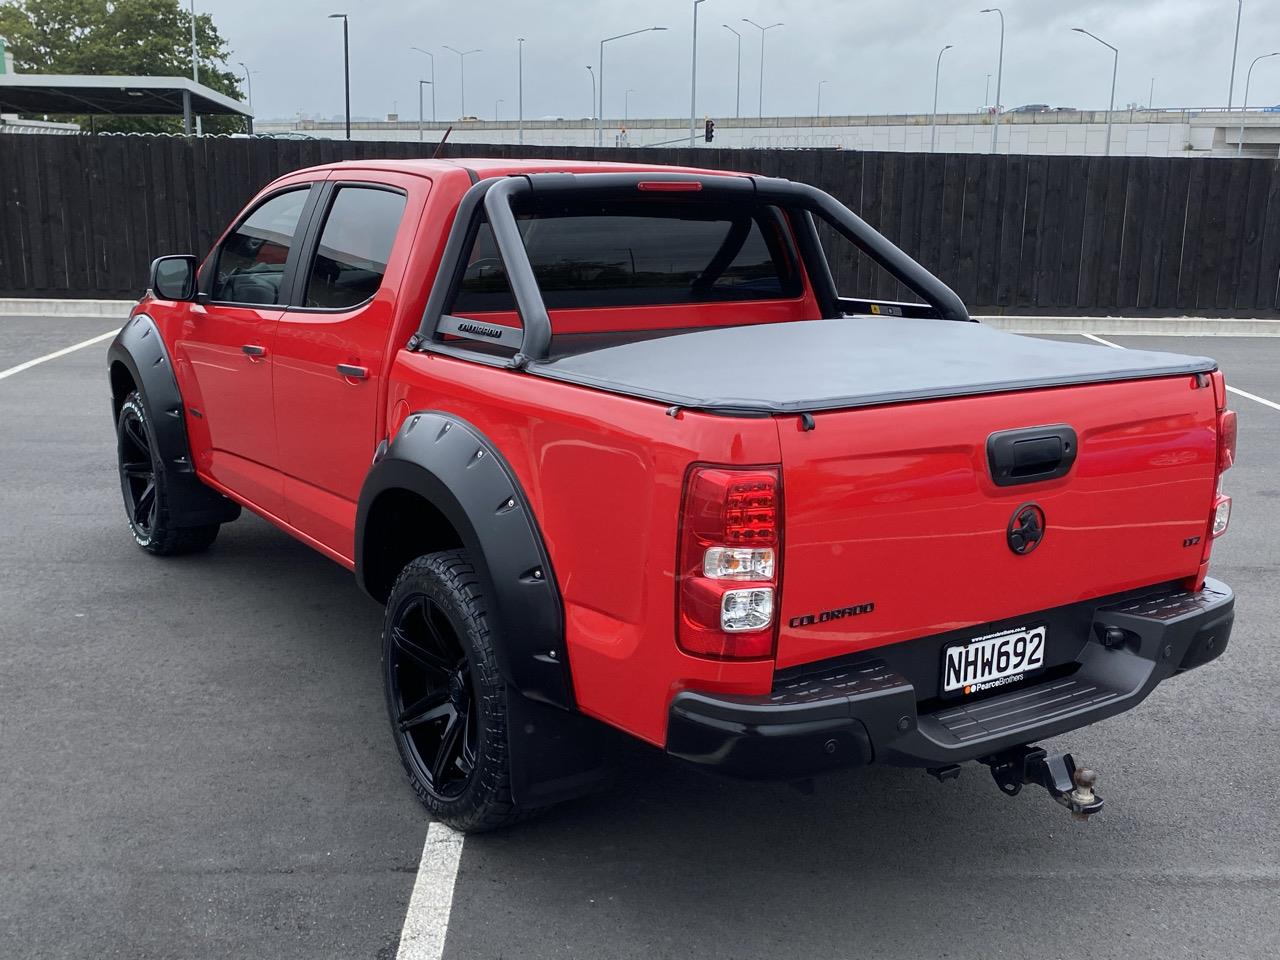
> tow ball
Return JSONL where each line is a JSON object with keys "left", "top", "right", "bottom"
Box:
{"left": 978, "top": 745, "right": 1105, "bottom": 821}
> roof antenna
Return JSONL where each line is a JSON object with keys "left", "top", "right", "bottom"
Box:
{"left": 432, "top": 125, "right": 453, "bottom": 159}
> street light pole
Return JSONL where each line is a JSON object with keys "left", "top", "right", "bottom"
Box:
{"left": 742, "top": 19, "right": 783, "bottom": 119}
{"left": 980, "top": 8, "right": 1004, "bottom": 154}
{"left": 237, "top": 61, "right": 253, "bottom": 113}
{"left": 984, "top": 73, "right": 991, "bottom": 110}
{"left": 1228, "top": 0, "right": 1244, "bottom": 108}
{"left": 328, "top": 14, "right": 350, "bottom": 140}
{"left": 689, "top": 0, "right": 706, "bottom": 147}
{"left": 517, "top": 38, "right": 525, "bottom": 145}
{"left": 410, "top": 47, "right": 436, "bottom": 122}
{"left": 625, "top": 88, "right": 635, "bottom": 122}
{"left": 494, "top": 98, "right": 504, "bottom": 120}
{"left": 600, "top": 26, "right": 667, "bottom": 148}
{"left": 816, "top": 79, "right": 827, "bottom": 117}
{"left": 931, "top": 44, "right": 954, "bottom": 153}
{"left": 417, "top": 79, "right": 431, "bottom": 141}
{"left": 190, "top": 0, "right": 202, "bottom": 135}
{"left": 443, "top": 45, "right": 480, "bottom": 118}
{"left": 586, "top": 65, "right": 595, "bottom": 125}
{"left": 1071, "top": 27, "right": 1119, "bottom": 157}
{"left": 1240, "top": 52, "right": 1280, "bottom": 156}
{"left": 723, "top": 24, "right": 742, "bottom": 119}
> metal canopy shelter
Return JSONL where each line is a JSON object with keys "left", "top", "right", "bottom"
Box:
{"left": 0, "top": 73, "right": 252, "bottom": 133}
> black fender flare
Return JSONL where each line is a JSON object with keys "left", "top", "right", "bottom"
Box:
{"left": 106, "top": 312, "right": 241, "bottom": 527}
{"left": 355, "top": 411, "right": 574, "bottom": 710}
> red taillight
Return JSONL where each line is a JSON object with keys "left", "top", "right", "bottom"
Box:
{"left": 1217, "top": 409, "right": 1237, "bottom": 475}
{"left": 677, "top": 466, "right": 781, "bottom": 660}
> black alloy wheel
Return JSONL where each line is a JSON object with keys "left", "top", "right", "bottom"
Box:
{"left": 386, "top": 593, "right": 478, "bottom": 798}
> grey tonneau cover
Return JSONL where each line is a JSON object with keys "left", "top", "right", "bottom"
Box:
{"left": 525, "top": 316, "right": 1216, "bottom": 414}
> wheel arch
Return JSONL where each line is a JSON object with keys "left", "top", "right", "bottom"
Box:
{"left": 356, "top": 411, "right": 574, "bottom": 711}
{"left": 106, "top": 312, "right": 240, "bottom": 527}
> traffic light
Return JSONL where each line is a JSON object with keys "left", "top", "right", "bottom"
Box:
{"left": 704, "top": 118, "right": 715, "bottom": 142}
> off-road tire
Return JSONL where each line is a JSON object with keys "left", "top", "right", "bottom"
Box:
{"left": 382, "top": 550, "right": 525, "bottom": 832}
{"left": 116, "top": 390, "right": 220, "bottom": 555}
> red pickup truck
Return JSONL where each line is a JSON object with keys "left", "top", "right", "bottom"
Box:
{"left": 108, "top": 158, "right": 1237, "bottom": 831}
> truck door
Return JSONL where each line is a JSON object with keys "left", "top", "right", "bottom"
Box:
{"left": 177, "top": 185, "right": 317, "bottom": 519}
{"left": 271, "top": 177, "right": 419, "bottom": 561}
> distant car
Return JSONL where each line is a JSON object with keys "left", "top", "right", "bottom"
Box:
{"left": 458, "top": 115, "right": 480, "bottom": 122}
{"left": 1264, "top": 105, "right": 1280, "bottom": 113}
{"left": 1050, "top": 106, "right": 1079, "bottom": 112}
{"left": 254, "top": 132, "right": 317, "bottom": 141}
{"left": 1010, "top": 104, "right": 1050, "bottom": 114}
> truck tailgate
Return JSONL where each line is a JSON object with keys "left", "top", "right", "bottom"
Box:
{"left": 775, "top": 374, "right": 1219, "bottom": 670}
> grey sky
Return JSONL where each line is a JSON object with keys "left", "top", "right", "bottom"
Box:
{"left": 207, "top": 0, "right": 1279, "bottom": 122}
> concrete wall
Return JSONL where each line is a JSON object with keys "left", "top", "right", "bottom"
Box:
{"left": 256, "top": 110, "right": 1280, "bottom": 158}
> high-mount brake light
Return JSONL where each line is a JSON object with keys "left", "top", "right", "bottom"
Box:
{"left": 677, "top": 466, "right": 781, "bottom": 659}
{"left": 637, "top": 181, "right": 703, "bottom": 192}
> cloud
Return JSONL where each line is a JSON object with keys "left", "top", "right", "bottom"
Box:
{"left": 206, "top": 0, "right": 1267, "bottom": 121}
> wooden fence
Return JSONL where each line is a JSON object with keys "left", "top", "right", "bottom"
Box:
{"left": 1, "top": 134, "right": 1278, "bottom": 315}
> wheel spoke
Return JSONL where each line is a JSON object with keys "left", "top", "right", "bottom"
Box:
{"left": 421, "top": 601, "right": 466, "bottom": 669}
{"left": 456, "top": 705, "right": 475, "bottom": 775}
{"left": 121, "top": 461, "right": 153, "bottom": 479}
{"left": 123, "top": 417, "right": 149, "bottom": 454}
{"left": 398, "top": 689, "right": 452, "bottom": 731}
{"left": 433, "top": 712, "right": 465, "bottom": 784}
{"left": 134, "top": 482, "right": 156, "bottom": 526}
{"left": 393, "top": 623, "right": 453, "bottom": 674}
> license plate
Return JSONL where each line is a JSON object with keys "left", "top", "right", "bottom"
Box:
{"left": 942, "top": 625, "right": 1046, "bottom": 696}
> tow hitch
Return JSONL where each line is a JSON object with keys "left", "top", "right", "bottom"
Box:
{"left": 979, "top": 745, "right": 1105, "bottom": 821}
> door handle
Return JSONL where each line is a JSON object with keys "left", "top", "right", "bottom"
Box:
{"left": 987, "top": 424, "right": 1078, "bottom": 487}
{"left": 337, "top": 363, "right": 368, "bottom": 381}
{"left": 241, "top": 344, "right": 267, "bottom": 358}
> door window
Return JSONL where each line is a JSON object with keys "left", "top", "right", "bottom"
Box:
{"left": 212, "top": 188, "right": 310, "bottom": 305}
{"left": 302, "top": 187, "right": 407, "bottom": 309}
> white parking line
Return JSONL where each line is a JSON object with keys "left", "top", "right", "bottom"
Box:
{"left": 1080, "top": 332, "right": 1280, "bottom": 411}
{"left": 0, "top": 329, "right": 117, "bottom": 382}
{"left": 396, "top": 822, "right": 465, "bottom": 960}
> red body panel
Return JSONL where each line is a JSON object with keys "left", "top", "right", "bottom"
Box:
{"left": 135, "top": 157, "right": 1229, "bottom": 751}
{"left": 773, "top": 376, "right": 1219, "bottom": 670}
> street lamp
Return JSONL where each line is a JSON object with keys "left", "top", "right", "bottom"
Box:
{"left": 931, "top": 44, "right": 954, "bottom": 153}
{"left": 417, "top": 79, "right": 431, "bottom": 141}
{"left": 410, "top": 46, "right": 436, "bottom": 122}
{"left": 1228, "top": 1, "right": 1244, "bottom": 109}
{"left": 742, "top": 19, "right": 783, "bottom": 119}
{"left": 979, "top": 8, "right": 1003, "bottom": 154}
{"left": 723, "top": 24, "right": 742, "bottom": 119}
{"left": 237, "top": 61, "right": 254, "bottom": 114}
{"left": 625, "top": 88, "right": 635, "bottom": 122}
{"left": 816, "top": 79, "right": 827, "bottom": 117}
{"left": 190, "top": 0, "right": 202, "bottom": 134}
{"left": 689, "top": 0, "right": 706, "bottom": 147}
{"left": 1239, "top": 51, "right": 1280, "bottom": 156}
{"left": 586, "top": 65, "right": 596, "bottom": 122}
{"left": 599, "top": 26, "right": 667, "bottom": 148}
{"left": 443, "top": 45, "right": 480, "bottom": 118}
{"left": 517, "top": 38, "right": 525, "bottom": 145}
{"left": 328, "top": 14, "right": 350, "bottom": 140}
{"left": 494, "top": 97, "right": 504, "bottom": 121}
{"left": 1071, "top": 28, "right": 1119, "bottom": 157}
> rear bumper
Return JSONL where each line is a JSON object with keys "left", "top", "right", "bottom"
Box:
{"left": 666, "top": 579, "right": 1234, "bottom": 779}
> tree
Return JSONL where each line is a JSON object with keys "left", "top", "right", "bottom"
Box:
{"left": 0, "top": 0, "right": 244, "bottom": 133}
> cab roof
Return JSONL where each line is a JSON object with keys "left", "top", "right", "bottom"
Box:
{"left": 287, "top": 156, "right": 751, "bottom": 183}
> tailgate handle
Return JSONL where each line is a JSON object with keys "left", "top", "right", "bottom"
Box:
{"left": 987, "top": 425, "right": 1078, "bottom": 487}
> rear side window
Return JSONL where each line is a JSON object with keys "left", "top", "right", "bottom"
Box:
{"left": 212, "top": 189, "right": 309, "bottom": 305}
{"left": 454, "top": 199, "right": 801, "bottom": 312}
{"left": 303, "top": 187, "right": 407, "bottom": 309}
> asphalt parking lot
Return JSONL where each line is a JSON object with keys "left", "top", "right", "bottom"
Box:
{"left": 2, "top": 316, "right": 1278, "bottom": 960}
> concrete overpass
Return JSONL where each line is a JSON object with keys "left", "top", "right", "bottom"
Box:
{"left": 257, "top": 109, "right": 1280, "bottom": 158}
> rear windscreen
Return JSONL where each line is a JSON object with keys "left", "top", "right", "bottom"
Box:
{"left": 452, "top": 199, "right": 802, "bottom": 312}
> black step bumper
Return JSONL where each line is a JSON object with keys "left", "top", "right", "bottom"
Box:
{"left": 666, "top": 579, "right": 1234, "bottom": 780}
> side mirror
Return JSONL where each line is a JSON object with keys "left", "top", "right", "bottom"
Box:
{"left": 149, "top": 255, "right": 199, "bottom": 301}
